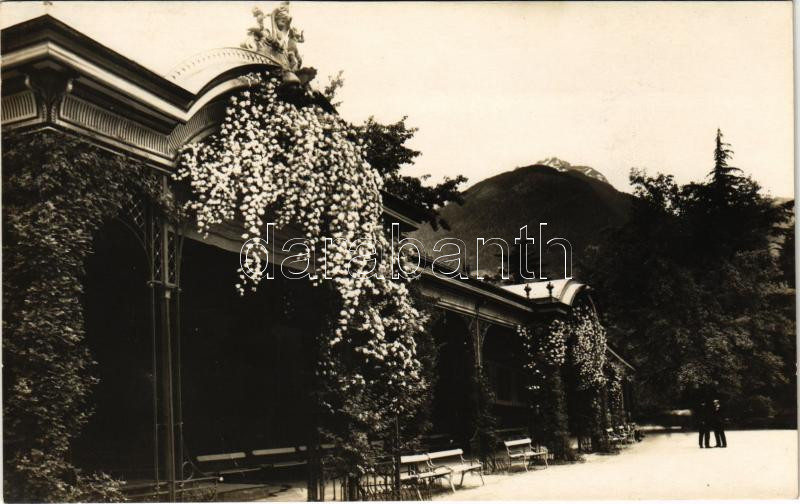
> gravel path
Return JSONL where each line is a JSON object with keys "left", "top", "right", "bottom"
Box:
{"left": 436, "top": 430, "right": 798, "bottom": 500}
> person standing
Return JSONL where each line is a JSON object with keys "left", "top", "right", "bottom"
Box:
{"left": 697, "top": 401, "right": 710, "bottom": 448}
{"left": 711, "top": 399, "right": 727, "bottom": 448}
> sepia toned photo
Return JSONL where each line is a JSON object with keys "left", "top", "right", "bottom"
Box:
{"left": 1, "top": 1, "right": 797, "bottom": 502}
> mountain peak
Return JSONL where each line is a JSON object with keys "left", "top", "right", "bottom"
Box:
{"left": 411, "top": 160, "right": 631, "bottom": 279}
{"left": 535, "top": 157, "right": 609, "bottom": 184}
{"left": 537, "top": 156, "right": 573, "bottom": 170}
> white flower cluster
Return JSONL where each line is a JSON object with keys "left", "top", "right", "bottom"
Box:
{"left": 518, "top": 321, "right": 567, "bottom": 392}
{"left": 606, "top": 361, "right": 624, "bottom": 396}
{"left": 605, "top": 360, "right": 624, "bottom": 415}
{"left": 517, "top": 325, "right": 540, "bottom": 390}
{"left": 569, "top": 308, "right": 607, "bottom": 389}
{"left": 541, "top": 320, "right": 568, "bottom": 366}
{"left": 176, "top": 73, "right": 426, "bottom": 414}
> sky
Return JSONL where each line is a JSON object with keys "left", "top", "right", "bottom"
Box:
{"left": 1, "top": 1, "right": 795, "bottom": 197}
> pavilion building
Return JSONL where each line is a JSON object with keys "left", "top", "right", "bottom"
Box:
{"left": 1, "top": 15, "right": 634, "bottom": 501}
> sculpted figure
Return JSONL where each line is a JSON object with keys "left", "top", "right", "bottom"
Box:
{"left": 271, "top": 2, "right": 304, "bottom": 69}
{"left": 243, "top": 2, "right": 304, "bottom": 70}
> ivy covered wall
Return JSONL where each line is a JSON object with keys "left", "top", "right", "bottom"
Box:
{"left": 2, "top": 131, "right": 171, "bottom": 501}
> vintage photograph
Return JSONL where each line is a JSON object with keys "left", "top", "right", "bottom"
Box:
{"left": 1, "top": 1, "right": 796, "bottom": 501}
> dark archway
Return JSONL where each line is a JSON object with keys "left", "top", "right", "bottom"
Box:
{"left": 562, "top": 296, "right": 604, "bottom": 450}
{"left": 178, "top": 238, "right": 317, "bottom": 464}
{"left": 72, "top": 219, "right": 153, "bottom": 480}
{"left": 430, "top": 314, "right": 473, "bottom": 449}
{"left": 483, "top": 325, "right": 528, "bottom": 429}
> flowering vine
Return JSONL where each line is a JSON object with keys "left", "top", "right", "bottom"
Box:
{"left": 518, "top": 307, "right": 611, "bottom": 457}
{"left": 518, "top": 325, "right": 541, "bottom": 391}
{"left": 517, "top": 323, "right": 575, "bottom": 460}
{"left": 540, "top": 320, "right": 569, "bottom": 367}
{"left": 519, "top": 307, "right": 606, "bottom": 389}
{"left": 605, "top": 360, "right": 625, "bottom": 423}
{"left": 175, "top": 72, "right": 427, "bottom": 472}
{"left": 519, "top": 323, "right": 563, "bottom": 392}
{"left": 568, "top": 307, "right": 607, "bottom": 389}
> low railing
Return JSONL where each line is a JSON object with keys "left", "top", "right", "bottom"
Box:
{"left": 317, "top": 455, "right": 433, "bottom": 501}
{"left": 121, "top": 476, "right": 220, "bottom": 502}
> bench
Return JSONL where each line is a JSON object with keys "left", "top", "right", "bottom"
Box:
{"left": 617, "top": 425, "right": 635, "bottom": 444}
{"left": 399, "top": 453, "right": 454, "bottom": 493}
{"left": 252, "top": 446, "right": 307, "bottom": 468}
{"left": 195, "top": 445, "right": 310, "bottom": 478}
{"left": 504, "top": 438, "right": 548, "bottom": 472}
{"left": 195, "top": 451, "right": 260, "bottom": 477}
{"left": 627, "top": 422, "right": 642, "bottom": 442}
{"left": 427, "top": 449, "right": 484, "bottom": 487}
{"left": 494, "top": 427, "right": 527, "bottom": 439}
{"left": 605, "top": 428, "right": 626, "bottom": 448}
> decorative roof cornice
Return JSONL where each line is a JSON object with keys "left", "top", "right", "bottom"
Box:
{"left": 1, "top": 15, "right": 284, "bottom": 124}
{"left": 2, "top": 15, "right": 193, "bottom": 106}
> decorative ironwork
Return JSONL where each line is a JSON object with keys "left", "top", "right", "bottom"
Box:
{"left": 121, "top": 477, "right": 219, "bottom": 502}
{"left": 463, "top": 315, "right": 491, "bottom": 369}
{"left": 166, "top": 227, "right": 178, "bottom": 286}
{"left": 117, "top": 196, "right": 148, "bottom": 256}
{"left": 129, "top": 198, "right": 147, "bottom": 231}
{"left": 151, "top": 215, "right": 163, "bottom": 281}
{"left": 318, "top": 457, "right": 423, "bottom": 501}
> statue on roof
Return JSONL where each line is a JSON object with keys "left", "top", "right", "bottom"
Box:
{"left": 243, "top": 2, "right": 304, "bottom": 70}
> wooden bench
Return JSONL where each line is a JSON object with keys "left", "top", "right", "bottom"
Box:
{"left": 605, "top": 428, "right": 626, "bottom": 448}
{"left": 196, "top": 445, "right": 311, "bottom": 478}
{"left": 252, "top": 442, "right": 345, "bottom": 469}
{"left": 427, "top": 449, "right": 484, "bottom": 487}
{"left": 252, "top": 446, "right": 307, "bottom": 468}
{"left": 195, "top": 451, "right": 259, "bottom": 477}
{"left": 504, "top": 438, "right": 548, "bottom": 472}
{"left": 617, "top": 425, "right": 635, "bottom": 444}
{"left": 399, "top": 453, "right": 454, "bottom": 493}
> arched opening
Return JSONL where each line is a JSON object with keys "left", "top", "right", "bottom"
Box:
{"left": 178, "top": 237, "right": 317, "bottom": 474}
{"left": 430, "top": 314, "right": 473, "bottom": 448}
{"left": 483, "top": 325, "right": 528, "bottom": 429}
{"left": 72, "top": 219, "right": 153, "bottom": 480}
{"left": 561, "top": 296, "right": 602, "bottom": 448}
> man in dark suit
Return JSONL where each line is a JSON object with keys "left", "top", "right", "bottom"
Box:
{"left": 711, "top": 399, "right": 727, "bottom": 448}
{"left": 697, "top": 401, "right": 710, "bottom": 448}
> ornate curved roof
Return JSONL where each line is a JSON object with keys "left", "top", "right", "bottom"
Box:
{"left": 166, "top": 47, "right": 288, "bottom": 94}
{"left": 500, "top": 278, "right": 588, "bottom": 306}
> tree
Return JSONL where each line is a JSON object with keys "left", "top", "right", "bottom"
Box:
{"left": 584, "top": 130, "right": 795, "bottom": 422}
{"left": 684, "top": 129, "right": 787, "bottom": 264}
{"left": 358, "top": 117, "right": 467, "bottom": 230}
{"left": 711, "top": 128, "right": 739, "bottom": 186}
{"left": 778, "top": 224, "right": 795, "bottom": 287}
{"left": 320, "top": 72, "right": 467, "bottom": 230}
{"left": 321, "top": 70, "right": 345, "bottom": 108}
